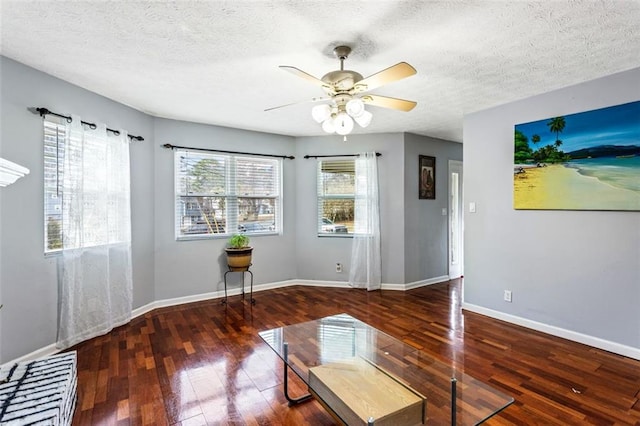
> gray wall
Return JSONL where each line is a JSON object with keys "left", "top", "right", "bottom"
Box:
{"left": 293, "top": 133, "right": 459, "bottom": 285}
{"left": 152, "top": 118, "right": 297, "bottom": 300}
{"left": 0, "top": 56, "right": 155, "bottom": 362}
{"left": 463, "top": 67, "right": 640, "bottom": 349}
{"left": 0, "top": 55, "right": 459, "bottom": 363}
{"left": 293, "top": 133, "right": 406, "bottom": 284}
{"left": 404, "top": 133, "right": 463, "bottom": 283}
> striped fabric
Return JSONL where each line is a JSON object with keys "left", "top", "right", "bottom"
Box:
{"left": 0, "top": 352, "right": 77, "bottom": 425}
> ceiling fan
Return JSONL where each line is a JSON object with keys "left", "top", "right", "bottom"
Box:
{"left": 266, "top": 45, "right": 417, "bottom": 136}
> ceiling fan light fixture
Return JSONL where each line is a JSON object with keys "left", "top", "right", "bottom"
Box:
{"left": 311, "top": 104, "right": 331, "bottom": 123}
{"left": 346, "top": 98, "right": 365, "bottom": 118}
{"left": 354, "top": 109, "right": 372, "bottom": 128}
{"left": 334, "top": 113, "right": 354, "bottom": 136}
{"left": 270, "top": 44, "right": 417, "bottom": 138}
{"left": 322, "top": 117, "right": 336, "bottom": 133}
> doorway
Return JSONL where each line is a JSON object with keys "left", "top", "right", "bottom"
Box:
{"left": 448, "top": 160, "right": 463, "bottom": 279}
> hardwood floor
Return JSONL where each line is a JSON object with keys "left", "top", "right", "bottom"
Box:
{"left": 69, "top": 280, "right": 640, "bottom": 425}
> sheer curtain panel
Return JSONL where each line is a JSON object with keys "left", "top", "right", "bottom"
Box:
{"left": 348, "top": 152, "right": 381, "bottom": 291}
{"left": 57, "top": 116, "right": 133, "bottom": 349}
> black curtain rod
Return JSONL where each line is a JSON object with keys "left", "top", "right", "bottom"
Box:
{"left": 31, "top": 107, "right": 144, "bottom": 142}
{"left": 303, "top": 152, "right": 381, "bottom": 159}
{"left": 162, "top": 143, "right": 295, "bottom": 160}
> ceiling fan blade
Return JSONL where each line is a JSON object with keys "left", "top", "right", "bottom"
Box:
{"left": 279, "top": 66, "right": 328, "bottom": 88}
{"left": 265, "top": 97, "right": 330, "bottom": 112}
{"left": 362, "top": 94, "right": 417, "bottom": 112}
{"left": 354, "top": 62, "right": 417, "bottom": 93}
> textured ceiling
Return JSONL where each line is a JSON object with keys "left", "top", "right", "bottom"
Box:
{"left": 1, "top": 1, "right": 639, "bottom": 142}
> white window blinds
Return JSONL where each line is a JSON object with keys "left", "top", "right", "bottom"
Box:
{"left": 44, "top": 120, "right": 65, "bottom": 252}
{"left": 175, "top": 149, "right": 281, "bottom": 239}
{"left": 317, "top": 159, "right": 355, "bottom": 235}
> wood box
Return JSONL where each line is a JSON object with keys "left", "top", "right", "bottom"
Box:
{"left": 308, "top": 357, "right": 426, "bottom": 426}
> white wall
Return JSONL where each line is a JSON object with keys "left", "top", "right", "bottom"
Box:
{"left": 0, "top": 56, "right": 155, "bottom": 362}
{"left": 463, "top": 67, "right": 640, "bottom": 355}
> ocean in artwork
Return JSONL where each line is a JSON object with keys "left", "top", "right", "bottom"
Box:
{"left": 567, "top": 156, "right": 640, "bottom": 193}
{"left": 513, "top": 100, "right": 640, "bottom": 211}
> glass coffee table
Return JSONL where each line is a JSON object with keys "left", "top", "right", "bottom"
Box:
{"left": 259, "top": 313, "right": 513, "bottom": 425}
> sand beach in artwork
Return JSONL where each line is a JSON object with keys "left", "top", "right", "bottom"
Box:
{"left": 514, "top": 164, "right": 640, "bottom": 210}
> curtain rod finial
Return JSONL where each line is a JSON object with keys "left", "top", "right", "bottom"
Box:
{"left": 28, "top": 107, "right": 49, "bottom": 117}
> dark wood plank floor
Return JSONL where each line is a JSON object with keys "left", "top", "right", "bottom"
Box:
{"left": 69, "top": 280, "right": 640, "bottom": 425}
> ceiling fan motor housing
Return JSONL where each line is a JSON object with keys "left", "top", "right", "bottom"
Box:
{"left": 321, "top": 70, "right": 364, "bottom": 93}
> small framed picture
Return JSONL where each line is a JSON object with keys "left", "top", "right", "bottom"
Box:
{"left": 419, "top": 155, "right": 435, "bottom": 199}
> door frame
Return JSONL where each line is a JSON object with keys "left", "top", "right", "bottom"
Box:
{"left": 448, "top": 160, "right": 464, "bottom": 279}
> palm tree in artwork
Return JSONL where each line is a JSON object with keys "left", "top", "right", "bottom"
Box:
{"left": 547, "top": 117, "right": 566, "bottom": 143}
{"left": 554, "top": 140, "right": 563, "bottom": 149}
{"left": 532, "top": 134, "right": 541, "bottom": 145}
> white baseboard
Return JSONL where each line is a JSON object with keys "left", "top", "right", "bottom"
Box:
{"left": 293, "top": 276, "right": 450, "bottom": 291}
{"left": 2, "top": 343, "right": 60, "bottom": 367}
{"left": 296, "top": 279, "right": 351, "bottom": 288}
{"left": 295, "top": 278, "right": 451, "bottom": 291}
{"left": 403, "top": 275, "right": 450, "bottom": 290}
{"left": 462, "top": 302, "right": 640, "bottom": 361}
{"left": 132, "top": 279, "right": 301, "bottom": 317}
{"left": 8, "top": 283, "right": 637, "bottom": 368}
{"left": 0, "top": 276, "right": 448, "bottom": 367}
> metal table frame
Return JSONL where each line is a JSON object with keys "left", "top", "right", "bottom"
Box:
{"left": 221, "top": 267, "right": 254, "bottom": 305}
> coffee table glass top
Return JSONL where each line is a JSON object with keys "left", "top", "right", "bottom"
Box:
{"left": 259, "top": 313, "right": 513, "bottom": 425}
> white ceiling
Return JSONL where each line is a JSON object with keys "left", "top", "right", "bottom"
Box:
{"left": 1, "top": 1, "right": 639, "bottom": 142}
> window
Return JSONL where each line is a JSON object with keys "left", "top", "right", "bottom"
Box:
{"left": 317, "top": 159, "right": 354, "bottom": 235}
{"left": 44, "top": 120, "right": 65, "bottom": 252}
{"left": 175, "top": 149, "right": 281, "bottom": 239}
{"left": 44, "top": 119, "right": 130, "bottom": 253}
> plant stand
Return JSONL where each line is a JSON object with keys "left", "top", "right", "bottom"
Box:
{"left": 221, "top": 266, "right": 254, "bottom": 305}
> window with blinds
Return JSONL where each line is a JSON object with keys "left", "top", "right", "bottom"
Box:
{"left": 175, "top": 149, "right": 281, "bottom": 239}
{"left": 44, "top": 119, "right": 131, "bottom": 253}
{"left": 317, "top": 159, "right": 354, "bottom": 236}
{"left": 44, "top": 120, "right": 66, "bottom": 252}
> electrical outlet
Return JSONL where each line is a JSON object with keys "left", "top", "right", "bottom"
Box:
{"left": 336, "top": 263, "right": 342, "bottom": 273}
{"left": 504, "top": 290, "right": 512, "bottom": 303}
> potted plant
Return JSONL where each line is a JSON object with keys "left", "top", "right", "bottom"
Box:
{"left": 225, "top": 234, "right": 253, "bottom": 271}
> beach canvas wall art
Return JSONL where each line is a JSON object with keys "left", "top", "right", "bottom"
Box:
{"left": 513, "top": 100, "right": 640, "bottom": 211}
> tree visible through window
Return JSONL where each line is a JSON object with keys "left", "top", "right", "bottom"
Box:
{"left": 317, "top": 159, "right": 354, "bottom": 235}
{"left": 175, "top": 149, "right": 280, "bottom": 238}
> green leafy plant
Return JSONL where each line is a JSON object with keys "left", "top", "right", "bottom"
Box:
{"left": 227, "top": 233, "right": 250, "bottom": 249}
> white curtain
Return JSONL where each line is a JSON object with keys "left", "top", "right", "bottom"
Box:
{"left": 349, "top": 151, "right": 381, "bottom": 291}
{"left": 57, "top": 116, "right": 133, "bottom": 349}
